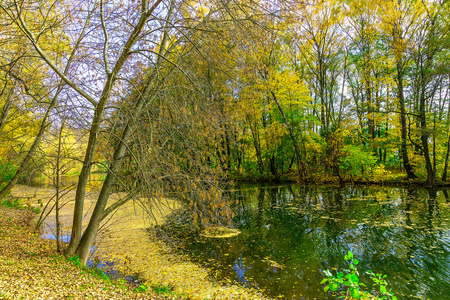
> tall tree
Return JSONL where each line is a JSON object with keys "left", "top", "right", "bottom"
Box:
{"left": 378, "top": 0, "right": 425, "bottom": 179}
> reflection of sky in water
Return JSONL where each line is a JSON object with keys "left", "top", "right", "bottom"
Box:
{"left": 41, "top": 237, "right": 138, "bottom": 285}
{"left": 233, "top": 256, "right": 248, "bottom": 283}
{"left": 40, "top": 233, "right": 70, "bottom": 243}
{"left": 233, "top": 256, "right": 283, "bottom": 286}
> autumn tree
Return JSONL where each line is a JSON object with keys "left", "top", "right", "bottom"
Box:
{"left": 1, "top": 0, "right": 283, "bottom": 264}
{"left": 296, "top": 0, "right": 343, "bottom": 135}
{"left": 0, "top": 0, "right": 77, "bottom": 196}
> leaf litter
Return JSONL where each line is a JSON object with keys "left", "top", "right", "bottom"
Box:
{"left": 6, "top": 184, "right": 269, "bottom": 300}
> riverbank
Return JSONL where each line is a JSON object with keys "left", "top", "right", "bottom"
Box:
{"left": 6, "top": 184, "right": 269, "bottom": 300}
{"left": 0, "top": 205, "right": 169, "bottom": 299}
{"left": 231, "top": 172, "right": 450, "bottom": 188}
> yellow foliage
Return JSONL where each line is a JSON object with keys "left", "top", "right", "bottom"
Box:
{"left": 371, "top": 164, "right": 392, "bottom": 181}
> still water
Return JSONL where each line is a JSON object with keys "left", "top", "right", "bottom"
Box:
{"left": 27, "top": 173, "right": 105, "bottom": 188}
{"left": 183, "top": 185, "right": 450, "bottom": 299}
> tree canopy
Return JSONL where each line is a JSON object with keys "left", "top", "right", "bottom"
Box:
{"left": 0, "top": 0, "right": 449, "bottom": 265}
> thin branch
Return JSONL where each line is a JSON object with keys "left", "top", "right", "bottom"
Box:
{"left": 100, "top": 0, "right": 111, "bottom": 75}
{"left": 9, "top": 0, "right": 97, "bottom": 107}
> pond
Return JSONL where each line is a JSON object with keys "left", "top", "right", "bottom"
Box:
{"left": 182, "top": 184, "right": 450, "bottom": 299}
{"left": 25, "top": 173, "right": 105, "bottom": 189}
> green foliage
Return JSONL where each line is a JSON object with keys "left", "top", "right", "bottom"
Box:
{"left": 340, "top": 145, "right": 377, "bottom": 177}
{"left": 1, "top": 198, "right": 20, "bottom": 209}
{"left": 153, "top": 284, "right": 175, "bottom": 295}
{"left": 1, "top": 198, "right": 40, "bottom": 214}
{"left": 133, "top": 282, "right": 182, "bottom": 298}
{"left": 131, "top": 283, "right": 177, "bottom": 297}
{"left": 66, "top": 255, "right": 83, "bottom": 268}
{"left": 321, "top": 251, "right": 397, "bottom": 300}
{"left": 0, "top": 159, "right": 17, "bottom": 184}
{"left": 91, "top": 267, "right": 112, "bottom": 282}
{"left": 133, "top": 283, "right": 149, "bottom": 293}
{"left": 67, "top": 256, "right": 118, "bottom": 285}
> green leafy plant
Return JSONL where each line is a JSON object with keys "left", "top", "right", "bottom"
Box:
{"left": 340, "top": 145, "right": 377, "bottom": 178}
{"left": 66, "top": 255, "right": 83, "bottom": 268}
{"left": 0, "top": 159, "right": 18, "bottom": 183}
{"left": 67, "top": 256, "right": 116, "bottom": 283}
{"left": 321, "top": 251, "right": 397, "bottom": 300}
{"left": 153, "top": 284, "right": 175, "bottom": 296}
{"left": 1, "top": 199, "right": 21, "bottom": 208}
{"left": 91, "top": 266, "right": 111, "bottom": 281}
{"left": 133, "top": 283, "right": 149, "bottom": 293}
{"left": 1, "top": 198, "right": 41, "bottom": 214}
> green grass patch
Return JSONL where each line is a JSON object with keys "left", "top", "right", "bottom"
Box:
{"left": 66, "top": 256, "right": 124, "bottom": 288}
{"left": 1, "top": 198, "right": 40, "bottom": 214}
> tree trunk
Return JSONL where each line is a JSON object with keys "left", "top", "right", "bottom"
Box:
{"left": 397, "top": 62, "right": 417, "bottom": 179}
{"left": 418, "top": 39, "right": 436, "bottom": 186}
{"left": 270, "top": 91, "right": 308, "bottom": 181}
{"left": 0, "top": 86, "right": 14, "bottom": 133}
{"left": 247, "top": 117, "right": 264, "bottom": 174}
{"left": 442, "top": 135, "right": 450, "bottom": 182}
{"left": 55, "top": 120, "right": 65, "bottom": 252}
{"left": 65, "top": 96, "right": 109, "bottom": 255}
{"left": 419, "top": 75, "right": 435, "bottom": 186}
{"left": 73, "top": 0, "right": 174, "bottom": 263}
{"left": 0, "top": 84, "right": 60, "bottom": 199}
{"left": 65, "top": 0, "right": 164, "bottom": 255}
{"left": 76, "top": 71, "right": 159, "bottom": 264}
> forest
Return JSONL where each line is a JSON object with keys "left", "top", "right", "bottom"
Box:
{"left": 0, "top": 0, "right": 449, "bottom": 276}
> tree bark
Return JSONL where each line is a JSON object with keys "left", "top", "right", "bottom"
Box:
{"left": 65, "top": 0, "right": 164, "bottom": 256}
{"left": 442, "top": 135, "right": 450, "bottom": 182}
{"left": 55, "top": 120, "right": 65, "bottom": 252}
{"left": 247, "top": 117, "right": 264, "bottom": 174}
{"left": 0, "top": 86, "right": 14, "bottom": 133}
{"left": 270, "top": 91, "right": 308, "bottom": 181}
{"left": 419, "top": 64, "right": 435, "bottom": 186}
{"left": 76, "top": 66, "right": 162, "bottom": 263}
{"left": 74, "top": 0, "right": 174, "bottom": 263}
{"left": 397, "top": 62, "right": 417, "bottom": 179}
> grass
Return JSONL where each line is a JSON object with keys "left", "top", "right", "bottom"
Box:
{"left": 1, "top": 197, "right": 41, "bottom": 214}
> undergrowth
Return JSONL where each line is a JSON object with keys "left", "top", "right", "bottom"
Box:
{"left": 321, "top": 251, "right": 397, "bottom": 300}
{"left": 66, "top": 255, "right": 181, "bottom": 298}
{"left": 1, "top": 197, "right": 40, "bottom": 214}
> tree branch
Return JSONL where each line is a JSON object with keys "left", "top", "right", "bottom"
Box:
{"left": 10, "top": 0, "right": 98, "bottom": 107}
{"left": 100, "top": 0, "right": 111, "bottom": 75}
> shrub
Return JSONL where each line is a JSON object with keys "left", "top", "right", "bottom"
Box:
{"left": 321, "top": 251, "right": 397, "bottom": 300}
{"left": 340, "top": 145, "right": 377, "bottom": 178}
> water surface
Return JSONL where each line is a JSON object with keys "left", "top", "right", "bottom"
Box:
{"left": 183, "top": 185, "right": 450, "bottom": 299}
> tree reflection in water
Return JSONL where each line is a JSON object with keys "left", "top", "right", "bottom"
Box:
{"left": 176, "top": 185, "right": 450, "bottom": 299}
